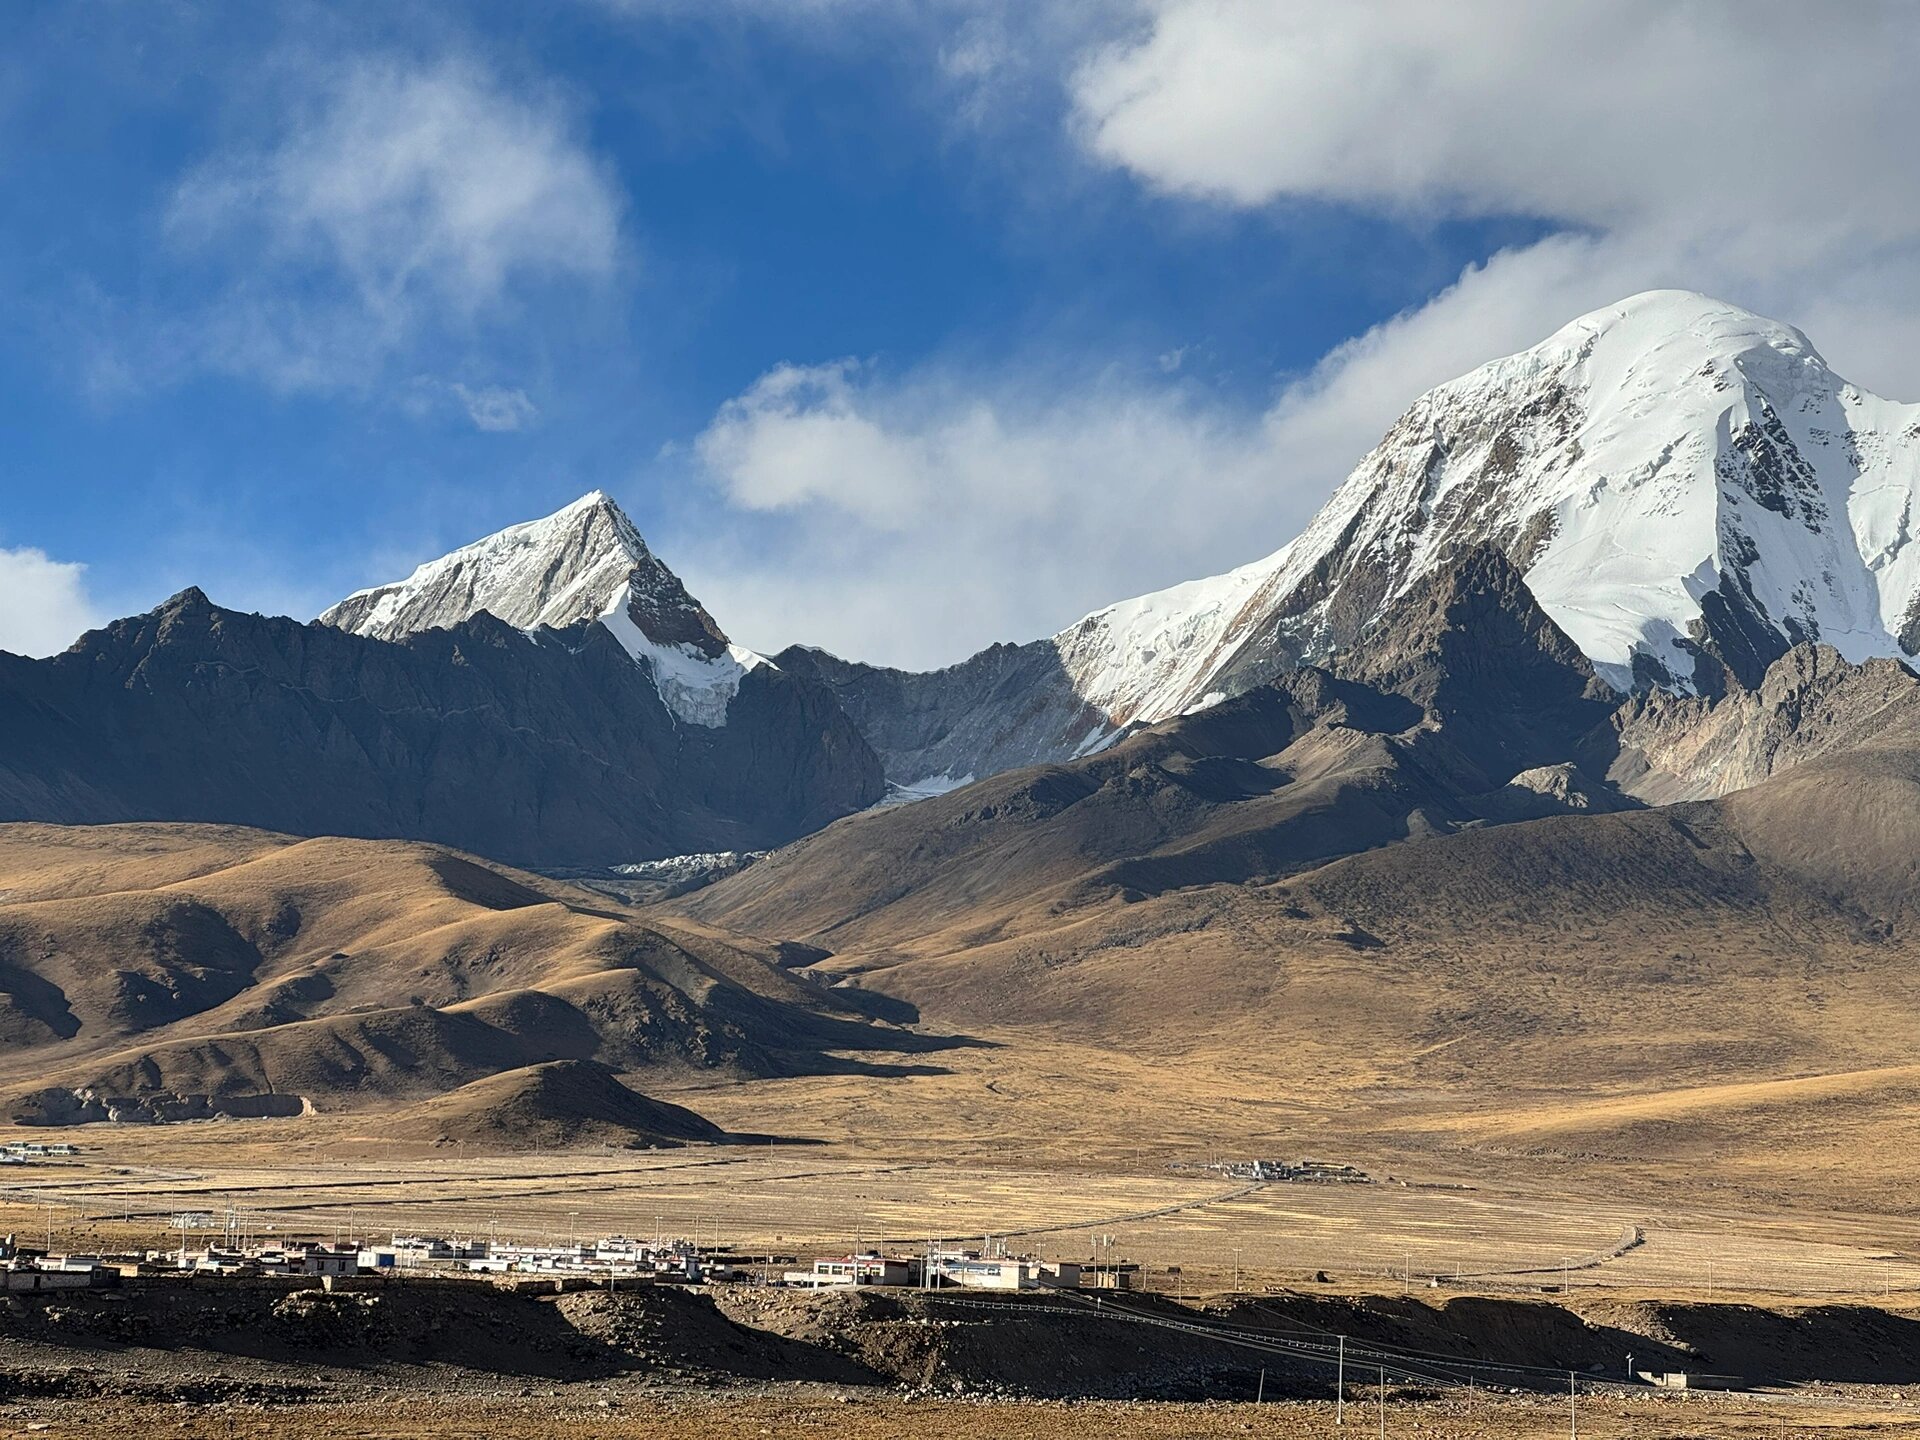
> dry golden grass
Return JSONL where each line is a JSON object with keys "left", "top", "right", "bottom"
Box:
{"left": 8, "top": 817, "right": 1920, "bottom": 1311}
{"left": 0, "top": 823, "right": 917, "bottom": 1141}
{"left": 8, "top": 1080, "right": 1920, "bottom": 1307}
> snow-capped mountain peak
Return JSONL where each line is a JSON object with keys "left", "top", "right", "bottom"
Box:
{"left": 321, "top": 492, "right": 766, "bottom": 727}
{"left": 1057, "top": 289, "right": 1920, "bottom": 722}
{"left": 811, "top": 291, "right": 1920, "bottom": 787}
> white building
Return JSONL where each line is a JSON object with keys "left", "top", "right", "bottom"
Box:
{"left": 785, "top": 1253, "right": 918, "bottom": 1288}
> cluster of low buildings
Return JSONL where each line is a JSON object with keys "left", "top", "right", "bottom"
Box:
{"left": 0, "top": 1141, "right": 80, "bottom": 1166}
{"left": 1, "top": 1233, "right": 126, "bottom": 1292}
{"left": 4, "top": 1218, "right": 1134, "bottom": 1297}
{"left": 388, "top": 1233, "right": 720, "bottom": 1281}
{"left": 784, "top": 1246, "right": 1130, "bottom": 1292}
{"left": 2, "top": 1226, "right": 732, "bottom": 1286}
{"left": 169, "top": 1232, "right": 728, "bottom": 1282}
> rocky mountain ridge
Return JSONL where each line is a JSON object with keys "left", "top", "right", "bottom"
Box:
{"left": 0, "top": 587, "right": 882, "bottom": 866}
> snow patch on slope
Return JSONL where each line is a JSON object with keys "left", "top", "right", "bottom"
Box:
{"left": 325, "top": 491, "right": 641, "bottom": 637}
{"left": 1050, "top": 541, "right": 1297, "bottom": 729}
{"left": 597, "top": 583, "right": 765, "bottom": 728}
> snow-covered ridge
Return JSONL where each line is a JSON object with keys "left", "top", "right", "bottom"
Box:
{"left": 323, "top": 491, "right": 643, "bottom": 637}
{"left": 1050, "top": 541, "right": 1297, "bottom": 728}
{"left": 1044, "top": 289, "right": 1920, "bottom": 725}
{"left": 320, "top": 491, "right": 767, "bottom": 728}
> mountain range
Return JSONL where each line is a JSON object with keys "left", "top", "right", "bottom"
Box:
{"left": 7, "top": 288, "right": 1920, "bottom": 1149}
{"left": 0, "top": 502, "right": 882, "bottom": 867}
{"left": 6, "top": 291, "right": 1914, "bottom": 863}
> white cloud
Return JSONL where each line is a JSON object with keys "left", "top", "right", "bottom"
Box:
{"left": 0, "top": 547, "right": 102, "bottom": 658}
{"left": 1066, "top": 0, "right": 1920, "bottom": 405}
{"left": 160, "top": 55, "right": 622, "bottom": 394}
{"left": 451, "top": 383, "right": 539, "bottom": 432}
{"left": 680, "top": 356, "right": 1290, "bottom": 667}
{"left": 1072, "top": 2, "right": 1920, "bottom": 242}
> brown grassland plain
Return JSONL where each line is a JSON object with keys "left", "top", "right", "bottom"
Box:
{"left": 9, "top": 820, "right": 1920, "bottom": 1434}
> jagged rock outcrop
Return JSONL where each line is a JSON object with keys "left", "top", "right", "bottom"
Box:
{"left": 1611, "top": 643, "right": 1920, "bottom": 803}
{"left": 1333, "top": 544, "right": 1619, "bottom": 785}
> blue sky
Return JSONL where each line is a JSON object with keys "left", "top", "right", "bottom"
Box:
{"left": 7, "top": 3, "right": 1920, "bottom": 666}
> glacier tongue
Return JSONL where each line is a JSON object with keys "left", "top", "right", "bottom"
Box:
{"left": 321, "top": 490, "right": 768, "bottom": 728}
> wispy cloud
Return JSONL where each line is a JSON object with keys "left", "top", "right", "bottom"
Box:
{"left": 135, "top": 53, "right": 623, "bottom": 401}
{"left": 402, "top": 377, "right": 541, "bottom": 432}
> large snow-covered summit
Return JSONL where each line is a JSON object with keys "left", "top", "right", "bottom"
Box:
{"left": 797, "top": 291, "right": 1920, "bottom": 782}
{"left": 321, "top": 491, "right": 766, "bottom": 727}
{"left": 1067, "top": 289, "right": 1920, "bottom": 709}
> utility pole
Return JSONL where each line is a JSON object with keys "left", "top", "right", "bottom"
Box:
{"left": 1256, "top": 1368, "right": 1265, "bottom": 1404}
{"left": 1337, "top": 1335, "right": 1346, "bottom": 1426}
{"left": 1377, "top": 1364, "right": 1385, "bottom": 1439}
{"left": 1569, "top": 1370, "right": 1577, "bottom": 1439}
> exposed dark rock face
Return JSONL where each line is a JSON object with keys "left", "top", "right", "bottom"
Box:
{"left": 773, "top": 640, "right": 1108, "bottom": 785}
{"left": 0, "top": 590, "right": 884, "bottom": 867}
{"left": 675, "top": 549, "right": 1642, "bottom": 943}
{"left": 1334, "top": 544, "right": 1620, "bottom": 785}
{"left": 624, "top": 563, "right": 731, "bottom": 656}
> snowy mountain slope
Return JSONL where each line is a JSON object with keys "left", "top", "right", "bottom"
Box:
{"left": 819, "top": 291, "right": 1920, "bottom": 783}
{"left": 1064, "top": 290, "right": 1920, "bottom": 713}
{"left": 321, "top": 492, "right": 766, "bottom": 727}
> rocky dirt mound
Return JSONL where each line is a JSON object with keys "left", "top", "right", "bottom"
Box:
{"left": 712, "top": 1289, "right": 1280, "bottom": 1400}
{"left": 399, "top": 1060, "right": 728, "bottom": 1151}
{"left": 9, "top": 1279, "right": 1920, "bottom": 1406}
{"left": 554, "top": 1288, "right": 875, "bottom": 1383}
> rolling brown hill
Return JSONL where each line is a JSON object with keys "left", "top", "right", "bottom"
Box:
{"left": 0, "top": 823, "right": 953, "bottom": 1142}
{"left": 396, "top": 1059, "right": 731, "bottom": 1151}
